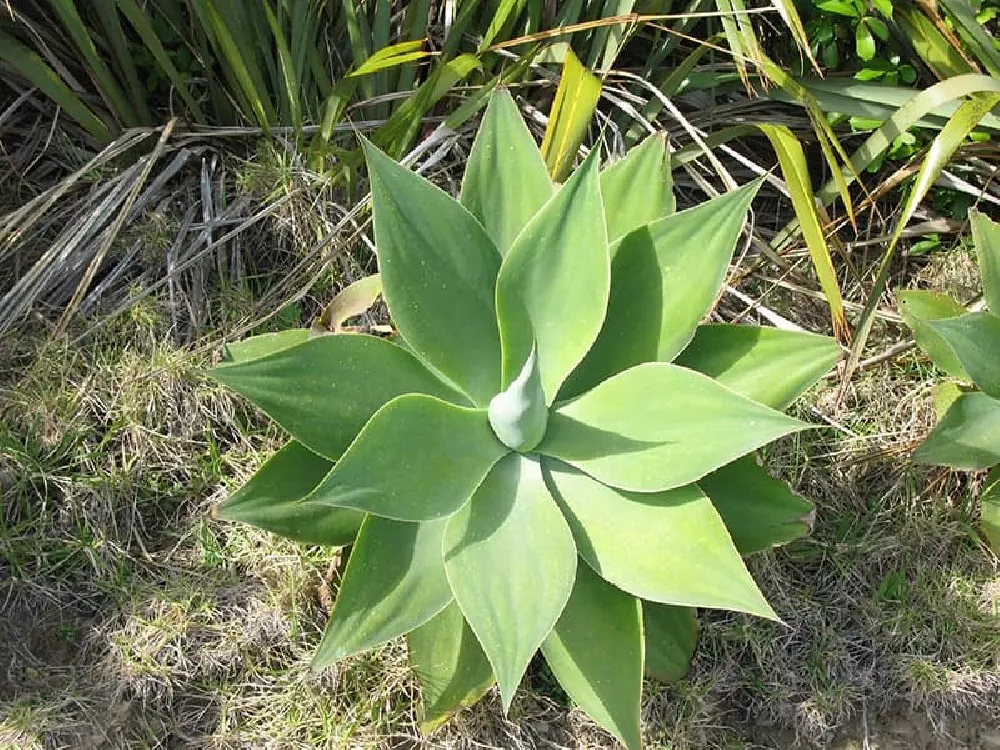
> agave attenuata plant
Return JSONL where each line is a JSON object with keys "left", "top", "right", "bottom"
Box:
{"left": 210, "top": 91, "right": 841, "bottom": 747}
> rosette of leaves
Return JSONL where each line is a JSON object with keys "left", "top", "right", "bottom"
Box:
{"left": 210, "top": 91, "right": 841, "bottom": 748}
{"left": 898, "top": 211, "right": 1000, "bottom": 552}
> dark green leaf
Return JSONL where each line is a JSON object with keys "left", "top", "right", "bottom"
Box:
{"left": 600, "top": 134, "right": 674, "bottom": 243}
{"left": 541, "top": 564, "right": 643, "bottom": 750}
{"left": 495, "top": 152, "right": 609, "bottom": 404}
{"left": 644, "top": 604, "right": 697, "bottom": 683}
{"left": 217, "top": 440, "right": 361, "bottom": 546}
{"left": 675, "top": 324, "right": 841, "bottom": 410}
{"left": 561, "top": 180, "right": 762, "bottom": 398}
{"left": 981, "top": 466, "right": 1000, "bottom": 553}
{"left": 408, "top": 602, "right": 494, "bottom": 733}
{"left": 444, "top": 454, "right": 577, "bottom": 708}
{"left": 363, "top": 140, "right": 502, "bottom": 406}
{"left": 971, "top": 210, "right": 1000, "bottom": 314}
{"left": 925, "top": 312, "right": 1000, "bottom": 398}
{"left": 308, "top": 394, "right": 506, "bottom": 521}
{"left": 313, "top": 515, "right": 451, "bottom": 667}
{"left": 898, "top": 290, "right": 970, "bottom": 380}
{"left": 542, "top": 363, "right": 809, "bottom": 493}
{"left": 914, "top": 393, "right": 1000, "bottom": 470}
{"left": 460, "top": 90, "right": 553, "bottom": 256}
{"left": 698, "top": 455, "right": 814, "bottom": 555}
{"left": 209, "top": 335, "right": 463, "bottom": 460}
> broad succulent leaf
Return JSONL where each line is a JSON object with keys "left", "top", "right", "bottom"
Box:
{"left": 217, "top": 440, "right": 361, "bottom": 546}
{"left": 699, "top": 454, "right": 814, "bottom": 555}
{"left": 982, "top": 467, "right": 1000, "bottom": 552}
{"left": 544, "top": 460, "right": 776, "bottom": 619}
{"left": 897, "top": 290, "right": 971, "bottom": 380}
{"left": 541, "top": 362, "right": 809, "bottom": 493}
{"left": 313, "top": 515, "right": 452, "bottom": 668}
{"left": 924, "top": 312, "right": 1000, "bottom": 399}
{"left": 913, "top": 392, "right": 1000, "bottom": 470}
{"left": 443, "top": 454, "right": 577, "bottom": 709}
{"left": 363, "top": 139, "right": 502, "bottom": 406}
{"left": 308, "top": 394, "right": 507, "bottom": 521}
{"left": 972, "top": 210, "right": 1000, "bottom": 313}
{"left": 494, "top": 151, "right": 609, "bottom": 403}
{"left": 210, "top": 335, "right": 463, "bottom": 460}
{"left": 675, "top": 324, "right": 843, "bottom": 410}
{"left": 599, "top": 133, "right": 674, "bottom": 243}
{"left": 643, "top": 604, "right": 698, "bottom": 683}
{"left": 460, "top": 90, "right": 553, "bottom": 256}
{"left": 408, "top": 602, "right": 495, "bottom": 733}
{"left": 540, "top": 564, "right": 643, "bottom": 750}
{"left": 562, "top": 179, "right": 763, "bottom": 398}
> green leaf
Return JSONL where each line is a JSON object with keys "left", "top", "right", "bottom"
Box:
{"left": 495, "top": 152, "right": 609, "bottom": 404}
{"left": 675, "top": 324, "right": 842, "bottom": 410}
{"left": 971, "top": 210, "right": 1000, "bottom": 314}
{"left": 599, "top": 134, "right": 674, "bottom": 243}
{"left": 924, "top": 312, "right": 1000, "bottom": 398}
{"left": 643, "top": 604, "right": 697, "bottom": 683}
{"left": 408, "top": 602, "right": 495, "bottom": 733}
{"left": 540, "top": 48, "right": 602, "bottom": 182}
{"left": 856, "top": 21, "right": 877, "bottom": 61}
{"left": 897, "top": 290, "right": 970, "bottom": 380}
{"left": 313, "top": 515, "right": 452, "bottom": 668}
{"left": 443, "top": 454, "right": 577, "bottom": 709}
{"left": 488, "top": 344, "right": 548, "bottom": 452}
{"left": 541, "top": 564, "right": 643, "bottom": 750}
{"left": 217, "top": 440, "right": 362, "bottom": 546}
{"left": 699, "top": 455, "right": 814, "bottom": 555}
{"left": 460, "top": 90, "right": 553, "bottom": 256}
{"left": 541, "top": 363, "right": 809, "bottom": 493}
{"left": 934, "top": 381, "right": 964, "bottom": 419}
{"left": 308, "top": 394, "right": 506, "bottom": 521}
{"left": 914, "top": 393, "right": 1000, "bottom": 470}
{"left": 219, "top": 329, "right": 310, "bottom": 365}
{"left": 981, "top": 466, "right": 1000, "bottom": 553}
{"left": 363, "top": 140, "right": 502, "bottom": 406}
{"left": 210, "top": 335, "right": 463, "bottom": 460}
{"left": 544, "top": 460, "right": 776, "bottom": 619}
{"left": 560, "top": 180, "right": 763, "bottom": 398}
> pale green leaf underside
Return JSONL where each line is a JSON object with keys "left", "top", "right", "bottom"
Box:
{"left": 218, "top": 440, "right": 362, "bottom": 547}
{"left": 363, "top": 139, "right": 502, "bottom": 406}
{"left": 643, "top": 604, "right": 697, "bottom": 683}
{"left": 460, "top": 89, "right": 553, "bottom": 256}
{"left": 699, "top": 454, "right": 814, "bottom": 555}
{"left": 675, "top": 324, "right": 842, "bottom": 410}
{"left": 407, "top": 601, "right": 495, "bottom": 733}
{"left": 313, "top": 516, "right": 451, "bottom": 668}
{"left": 495, "top": 151, "right": 609, "bottom": 404}
{"left": 219, "top": 329, "right": 310, "bottom": 365}
{"left": 542, "top": 362, "right": 809, "bottom": 493}
{"left": 544, "top": 460, "right": 776, "bottom": 619}
{"left": 308, "top": 394, "right": 507, "bottom": 521}
{"left": 972, "top": 210, "right": 1000, "bottom": 314}
{"left": 541, "top": 564, "right": 643, "bottom": 750}
{"left": 914, "top": 392, "right": 1000, "bottom": 470}
{"left": 599, "top": 133, "right": 674, "bottom": 243}
{"left": 897, "top": 290, "right": 970, "bottom": 380}
{"left": 562, "top": 180, "right": 762, "bottom": 398}
{"left": 210, "top": 334, "right": 464, "bottom": 461}
{"left": 925, "top": 312, "right": 1000, "bottom": 399}
{"left": 443, "top": 454, "right": 577, "bottom": 709}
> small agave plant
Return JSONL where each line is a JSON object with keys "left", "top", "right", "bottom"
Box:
{"left": 898, "top": 211, "right": 1000, "bottom": 552}
{"left": 210, "top": 91, "right": 841, "bottom": 747}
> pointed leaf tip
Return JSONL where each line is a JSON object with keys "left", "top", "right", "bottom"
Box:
{"left": 488, "top": 345, "right": 548, "bottom": 451}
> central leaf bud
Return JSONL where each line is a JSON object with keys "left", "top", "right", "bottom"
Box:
{"left": 488, "top": 345, "right": 548, "bottom": 452}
